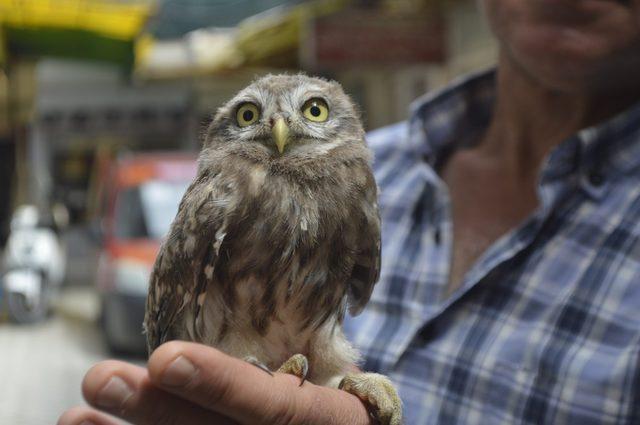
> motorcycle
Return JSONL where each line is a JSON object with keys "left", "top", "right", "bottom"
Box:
{"left": 2, "top": 205, "right": 67, "bottom": 323}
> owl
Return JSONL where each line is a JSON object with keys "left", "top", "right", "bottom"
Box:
{"left": 144, "top": 74, "right": 402, "bottom": 424}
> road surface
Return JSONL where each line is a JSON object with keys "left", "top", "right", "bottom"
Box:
{"left": 0, "top": 287, "right": 143, "bottom": 425}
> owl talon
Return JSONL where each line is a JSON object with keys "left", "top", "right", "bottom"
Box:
{"left": 277, "top": 354, "right": 309, "bottom": 386}
{"left": 339, "top": 373, "right": 403, "bottom": 425}
{"left": 244, "top": 356, "right": 273, "bottom": 376}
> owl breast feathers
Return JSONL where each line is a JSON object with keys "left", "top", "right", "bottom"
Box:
{"left": 144, "top": 74, "right": 380, "bottom": 382}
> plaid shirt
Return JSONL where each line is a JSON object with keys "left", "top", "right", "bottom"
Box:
{"left": 344, "top": 70, "right": 640, "bottom": 424}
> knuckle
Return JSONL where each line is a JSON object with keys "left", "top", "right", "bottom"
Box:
{"left": 115, "top": 382, "right": 187, "bottom": 425}
{"left": 193, "top": 367, "right": 234, "bottom": 407}
{"left": 122, "top": 396, "right": 180, "bottom": 425}
{"left": 264, "top": 403, "right": 296, "bottom": 425}
{"left": 263, "top": 388, "right": 305, "bottom": 425}
{"left": 143, "top": 409, "right": 181, "bottom": 425}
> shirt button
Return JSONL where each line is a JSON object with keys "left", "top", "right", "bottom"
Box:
{"left": 433, "top": 227, "right": 442, "bottom": 245}
{"left": 588, "top": 170, "right": 605, "bottom": 187}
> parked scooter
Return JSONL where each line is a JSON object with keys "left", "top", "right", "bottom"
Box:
{"left": 2, "top": 205, "right": 67, "bottom": 323}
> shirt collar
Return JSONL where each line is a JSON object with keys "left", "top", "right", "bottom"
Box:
{"left": 577, "top": 100, "right": 640, "bottom": 176}
{"left": 408, "top": 69, "right": 495, "bottom": 168}
{"left": 407, "top": 68, "right": 640, "bottom": 198}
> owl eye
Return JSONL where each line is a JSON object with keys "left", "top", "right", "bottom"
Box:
{"left": 236, "top": 103, "right": 260, "bottom": 127}
{"left": 302, "top": 98, "right": 329, "bottom": 122}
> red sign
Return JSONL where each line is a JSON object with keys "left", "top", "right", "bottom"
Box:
{"left": 304, "top": 9, "right": 447, "bottom": 69}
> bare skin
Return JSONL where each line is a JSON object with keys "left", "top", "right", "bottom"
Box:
{"left": 444, "top": 1, "right": 640, "bottom": 293}
{"left": 58, "top": 342, "right": 373, "bottom": 425}
{"left": 442, "top": 53, "right": 640, "bottom": 292}
{"left": 59, "top": 1, "right": 640, "bottom": 424}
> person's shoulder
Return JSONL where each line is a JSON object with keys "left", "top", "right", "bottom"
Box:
{"left": 366, "top": 122, "right": 409, "bottom": 145}
{"left": 364, "top": 121, "right": 418, "bottom": 193}
{"left": 365, "top": 121, "right": 410, "bottom": 161}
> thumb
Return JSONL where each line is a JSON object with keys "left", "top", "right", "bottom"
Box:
{"left": 147, "top": 341, "right": 374, "bottom": 425}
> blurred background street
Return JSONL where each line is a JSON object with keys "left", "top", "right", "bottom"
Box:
{"left": 0, "top": 0, "right": 497, "bottom": 423}
{"left": 0, "top": 226, "right": 139, "bottom": 425}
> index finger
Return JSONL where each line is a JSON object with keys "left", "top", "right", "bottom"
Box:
{"left": 148, "top": 341, "right": 373, "bottom": 425}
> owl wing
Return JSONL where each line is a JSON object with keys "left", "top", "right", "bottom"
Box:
{"left": 144, "top": 169, "right": 229, "bottom": 353}
{"left": 347, "top": 169, "right": 381, "bottom": 316}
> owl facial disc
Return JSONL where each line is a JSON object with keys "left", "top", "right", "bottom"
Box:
{"left": 272, "top": 116, "right": 290, "bottom": 154}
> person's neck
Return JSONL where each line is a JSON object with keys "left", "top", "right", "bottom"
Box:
{"left": 477, "top": 53, "right": 640, "bottom": 181}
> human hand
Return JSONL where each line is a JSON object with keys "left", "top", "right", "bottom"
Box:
{"left": 58, "top": 341, "right": 375, "bottom": 425}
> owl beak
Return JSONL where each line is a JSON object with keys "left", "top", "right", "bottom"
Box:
{"left": 272, "top": 117, "right": 290, "bottom": 154}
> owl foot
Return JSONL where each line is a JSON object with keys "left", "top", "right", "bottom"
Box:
{"left": 277, "top": 354, "right": 309, "bottom": 386}
{"left": 243, "top": 356, "right": 273, "bottom": 376}
{"left": 339, "top": 373, "right": 403, "bottom": 425}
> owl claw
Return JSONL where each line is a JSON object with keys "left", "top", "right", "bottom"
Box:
{"left": 339, "top": 373, "right": 403, "bottom": 425}
{"left": 277, "top": 354, "right": 309, "bottom": 386}
{"left": 243, "top": 356, "right": 273, "bottom": 376}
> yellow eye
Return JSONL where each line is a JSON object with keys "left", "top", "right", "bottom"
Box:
{"left": 236, "top": 103, "right": 260, "bottom": 127}
{"left": 302, "top": 98, "right": 329, "bottom": 122}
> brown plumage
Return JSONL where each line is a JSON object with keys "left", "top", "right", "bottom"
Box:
{"left": 144, "top": 74, "right": 401, "bottom": 424}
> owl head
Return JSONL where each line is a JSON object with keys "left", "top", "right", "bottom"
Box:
{"left": 203, "top": 74, "right": 365, "bottom": 164}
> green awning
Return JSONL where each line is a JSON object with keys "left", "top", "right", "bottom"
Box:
{"left": 0, "top": 0, "right": 152, "bottom": 67}
{"left": 5, "top": 26, "right": 135, "bottom": 68}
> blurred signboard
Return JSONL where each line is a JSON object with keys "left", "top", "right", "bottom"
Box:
{"left": 0, "top": 0, "right": 151, "bottom": 67}
{"left": 304, "top": 9, "right": 446, "bottom": 69}
{"left": 0, "top": 0, "right": 149, "bottom": 40}
{"left": 0, "top": 28, "right": 6, "bottom": 66}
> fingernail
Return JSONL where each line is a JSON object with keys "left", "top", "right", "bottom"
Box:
{"left": 79, "top": 421, "right": 96, "bottom": 425}
{"left": 96, "top": 376, "right": 134, "bottom": 409}
{"left": 162, "top": 355, "right": 197, "bottom": 387}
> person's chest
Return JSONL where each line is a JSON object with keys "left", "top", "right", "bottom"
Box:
{"left": 440, "top": 149, "right": 539, "bottom": 295}
{"left": 348, "top": 154, "right": 640, "bottom": 423}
